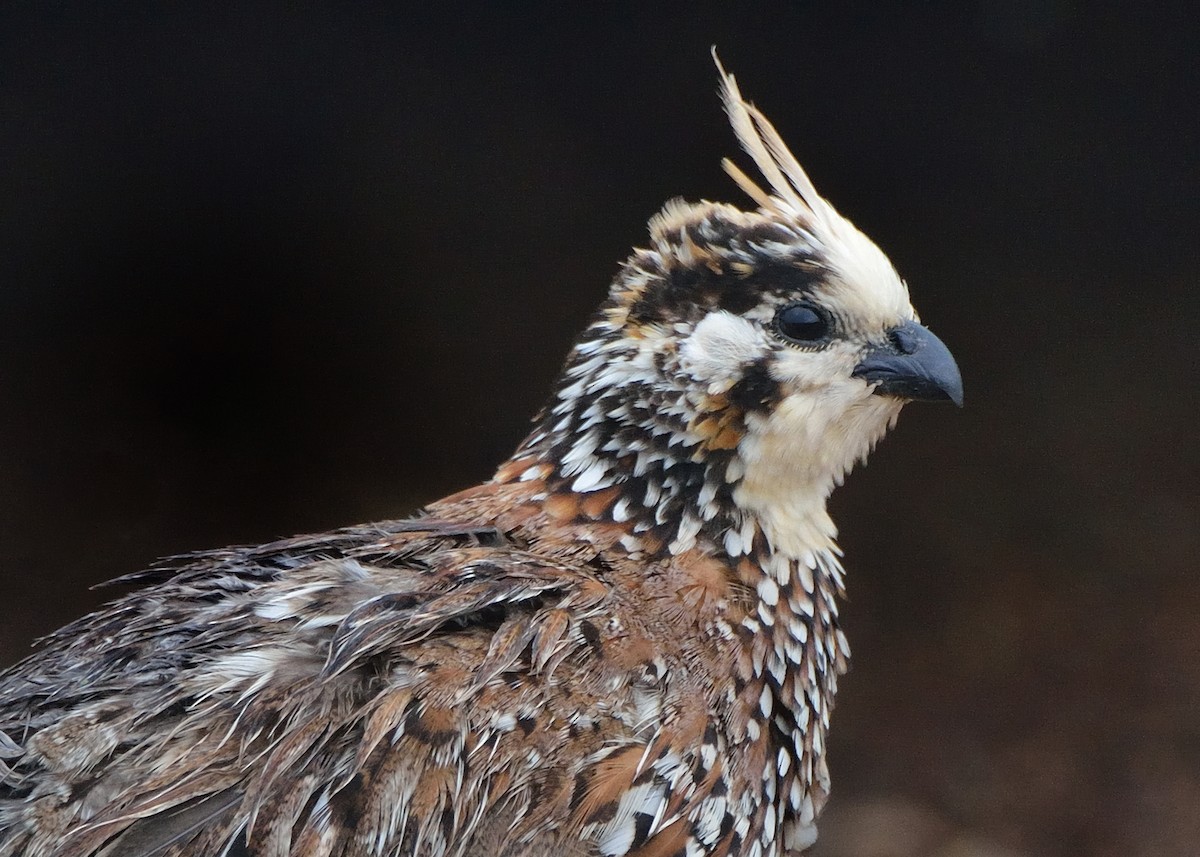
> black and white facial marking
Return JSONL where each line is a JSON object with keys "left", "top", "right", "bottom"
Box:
{"left": 507, "top": 197, "right": 914, "bottom": 561}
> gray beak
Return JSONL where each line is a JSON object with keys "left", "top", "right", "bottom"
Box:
{"left": 852, "top": 320, "right": 963, "bottom": 406}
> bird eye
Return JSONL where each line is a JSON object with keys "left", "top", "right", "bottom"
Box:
{"left": 775, "top": 302, "right": 829, "bottom": 344}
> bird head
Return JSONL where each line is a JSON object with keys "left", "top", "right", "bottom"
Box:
{"left": 504, "top": 60, "right": 961, "bottom": 559}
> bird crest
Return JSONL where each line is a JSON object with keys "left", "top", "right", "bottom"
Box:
{"left": 639, "top": 52, "right": 911, "bottom": 329}
{"left": 713, "top": 50, "right": 840, "bottom": 236}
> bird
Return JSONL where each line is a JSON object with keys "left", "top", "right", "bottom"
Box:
{"left": 0, "top": 58, "right": 962, "bottom": 857}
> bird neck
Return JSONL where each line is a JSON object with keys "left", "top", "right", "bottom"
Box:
{"left": 493, "top": 383, "right": 852, "bottom": 568}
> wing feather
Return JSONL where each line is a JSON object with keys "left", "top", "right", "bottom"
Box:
{"left": 0, "top": 514, "right": 609, "bottom": 856}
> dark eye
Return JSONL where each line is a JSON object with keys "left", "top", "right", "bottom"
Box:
{"left": 775, "top": 302, "right": 829, "bottom": 344}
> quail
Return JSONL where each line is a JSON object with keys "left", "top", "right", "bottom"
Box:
{"left": 0, "top": 59, "right": 962, "bottom": 857}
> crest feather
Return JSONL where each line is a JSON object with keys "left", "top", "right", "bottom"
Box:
{"left": 712, "top": 49, "right": 839, "bottom": 237}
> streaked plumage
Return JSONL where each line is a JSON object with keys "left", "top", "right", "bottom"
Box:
{"left": 0, "top": 58, "right": 961, "bottom": 857}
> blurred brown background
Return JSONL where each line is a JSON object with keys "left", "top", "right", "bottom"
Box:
{"left": 1, "top": 4, "right": 1197, "bottom": 856}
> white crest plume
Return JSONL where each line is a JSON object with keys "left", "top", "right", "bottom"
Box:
{"left": 713, "top": 49, "right": 841, "bottom": 237}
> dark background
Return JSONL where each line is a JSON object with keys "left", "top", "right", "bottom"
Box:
{"left": 2, "top": 4, "right": 1197, "bottom": 856}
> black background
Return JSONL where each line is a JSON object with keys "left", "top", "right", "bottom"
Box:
{"left": 2, "top": 4, "right": 1197, "bottom": 855}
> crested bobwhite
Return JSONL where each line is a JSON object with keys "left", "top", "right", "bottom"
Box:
{"left": 0, "top": 58, "right": 962, "bottom": 857}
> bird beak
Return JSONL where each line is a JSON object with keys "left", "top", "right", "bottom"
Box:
{"left": 852, "top": 320, "right": 963, "bottom": 406}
